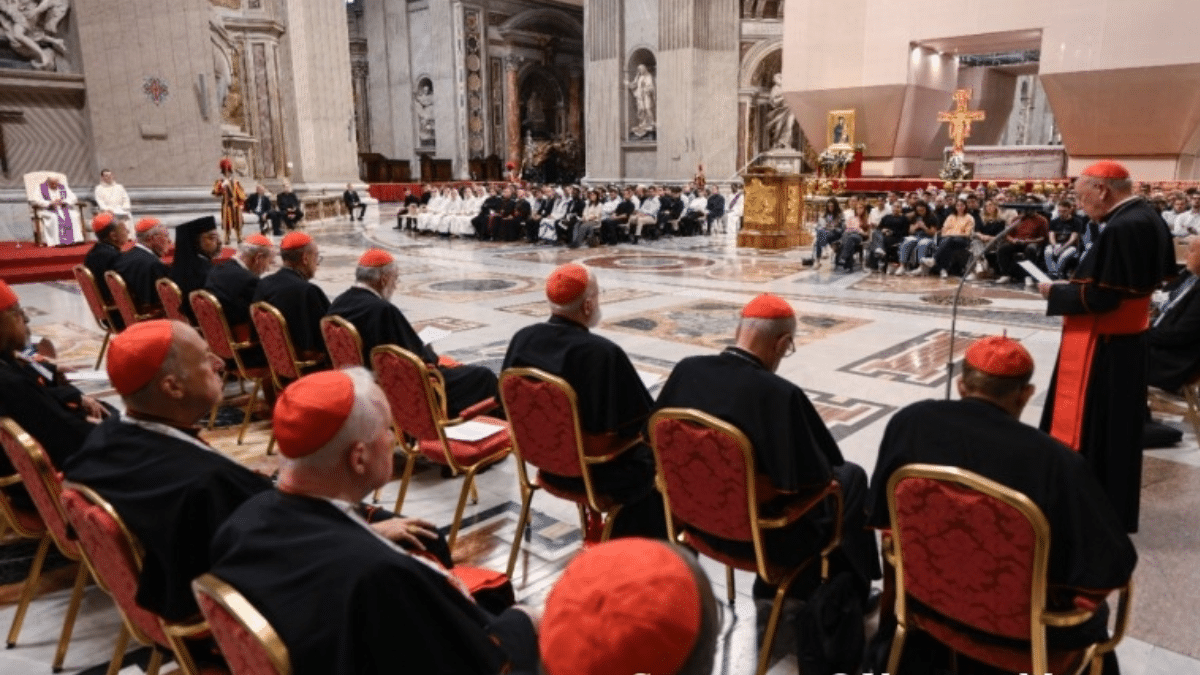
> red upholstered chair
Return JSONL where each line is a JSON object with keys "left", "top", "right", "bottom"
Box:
{"left": 104, "top": 270, "right": 158, "bottom": 328}
{"left": 648, "top": 407, "right": 843, "bottom": 675}
{"left": 884, "top": 464, "right": 1132, "bottom": 675}
{"left": 0, "top": 418, "right": 93, "bottom": 671}
{"left": 0, "top": 471, "right": 55, "bottom": 657}
{"left": 250, "top": 302, "right": 324, "bottom": 455}
{"left": 371, "top": 345, "right": 509, "bottom": 547}
{"left": 156, "top": 278, "right": 189, "bottom": 324}
{"left": 73, "top": 264, "right": 117, "bottom": 368}
{"left": 498, "top": 367, "right": 637, "bottom": 577}
{"left": 319, "top": 315, "right": 364, "bottom": 370}
{"left": 60, "top": 483, "right": 212, "bottom": 675}
{"left": 192, "top": 291, "right": 271, "bottom": 445}
{"left": 192, "top": 574, "right": 291, "bottom": 675}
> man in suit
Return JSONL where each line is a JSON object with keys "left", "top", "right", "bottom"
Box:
{"left": 244, "top": 185, "right": 275, "bottom": 235}
{"left": 112, "top": 217, "right": 170, "bottom": 313}
{"left": 705, "top": 185, "right": 726, "bottom": 235}
{"left": 1147, "top": 237, "right": 1200, "bottom": 393}
{"left": 274, "top": 181, "right": 304, "bottom": 232}
{"left": 343, "top": 183, "right": 367, "bottom": 221}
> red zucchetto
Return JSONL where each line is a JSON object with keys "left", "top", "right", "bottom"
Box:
{"left": 243, "top": 234, "right": 272, "bottom": 247}
{"left": 135, "top": 218, "right": 161, "bottom": 233}
{"left": 358, "top": 249, "right": 394, "bottom": 268}
{"left": 280, "top": 232, "right": 312, "bottom": 250}
{"left": 107, "top": 320, "right": 174, "bottom": 395}
{"left": 1080, "top": 160, "right": 1130, "bottom": 181}
{"left": 91, "top": 212, "right": 114, "bottom": 233}
{"left": 741, "top": 293, "right": 795, "bottom": 319}
{"left": 272, "top": 371, "right": 356, "bottom": 459}
{"left": 546, "top": 263, "right": 590, "bottom": 305}
{"left": 964, "top": 335, "right": 1034, "bottom": 378}
{"left": 540, "top": 539, "right": 703, "bottom": 675}
{"left": 0, "top": 280, "right": 18, "bottom": 312}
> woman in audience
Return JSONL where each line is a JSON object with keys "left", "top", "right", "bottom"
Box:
{"left": 929, "top": 198, "right": 975, "bottom": 278}
{"left": 892, "top": 200, "right": 939, "bottom": 275}
{"left": 966, "top": 198, "right": 1011, "bottom": 280}
{"left": 812, "top": 197, "right": 844, "bottom": 269}
{"left": 573, "top": 188, "right": 604, "bottom": 247}
{"left": 836, "top": 200, "right": 871, "bottom": 271}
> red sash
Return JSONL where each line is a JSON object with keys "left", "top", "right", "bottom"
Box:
{"left": 1049, "top": 296, "right": 1150, "bottom": 450}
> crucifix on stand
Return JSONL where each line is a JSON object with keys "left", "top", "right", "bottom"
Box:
{"left": 0, "top": 110, "right": 25, "bottom": 177}
{"left": 937, "top": 88, "right": 985, "bottom": 153}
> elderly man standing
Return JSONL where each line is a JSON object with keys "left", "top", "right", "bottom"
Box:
{"left": 327, "top": 249, "right": 498, "bottom": 416}
{"left": 63, "top": 320, "right": 273, "bottom": 622}
{"left": 502, "top": 263, "right": 665, "bottom": 538}
{"left": 654, "top": 294, "right": 879, "bottom": 608}
{"left": 1038, "top": 161, "right": 1175, "bottom": 531}
{"left": 112, "top": 217, "right": 170, "bottom": 314}
{"left": 209, "top": 369, "right": 539, "bottom": 675}
{"left": 252, "top": 232, "right": 329, "bottom": 361}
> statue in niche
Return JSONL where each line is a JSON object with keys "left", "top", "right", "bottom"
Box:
{"left": 212, "top": 43, "right": 244, "bottom": 129}
{"left": 625, "top": 63, "right": 656, "bottom": 140}
{"left": 765, "top": 73, "right": 798, "bottom": 150}
{"left": 0, "top": 0, "right": 69, "bottom": 71}
{"left": 415, "top": 80, "right": 435, "bottom": 146}
{"left": 525, "top": 90, "right": 545, "bottom": 128}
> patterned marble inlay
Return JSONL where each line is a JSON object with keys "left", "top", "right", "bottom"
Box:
{"left": 851, "top": 273, "right": 1036, "bottom": 300}
{"left": 806, "top": 390, "right": 896, "bottom": 441}
{"left": 405, "top": 274, "right": 536, "bottom": 302}
{"left": 412, "top": 317, "right": 487, "bottom": 334}
{"left": 582, "top": 253, "right": 717, "bottom": 272}
{"left": 837, "top": 329, "right": 986, "bottom": 387}
{"left": 602, "top": 300, "right": 868, "bottom": 351}
{"left": 500, "top": 288, "right": 656, "bottom": 317}
{"left": 704, "top": 259, "right": 803, "bottom": 282}
{"left": 497, "top": 248, "right": 602, "bottom": 265}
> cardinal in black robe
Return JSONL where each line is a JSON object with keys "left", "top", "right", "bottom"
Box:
{"left": 113, "top": 219, "right": 171, "bottom": 312}
{"left": 205, "top": 253, "right": 261, "bottom": 332}
{"left": 1039, "top": 162, "right": 1175, "bottom": 531}
{"left": 252, "top": 233, "right": 330, "bottom": 359}
{"left": 1147, "top": 267, "right": 1200, "bottom": 393}
{"left": 83, "top": 212, "right": 128, "bottom": 328}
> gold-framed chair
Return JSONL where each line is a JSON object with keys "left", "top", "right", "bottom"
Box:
{"left": 498, "top": 367, "right": 639, "bottom": 577}
{"left": 249, "top": 302, "right": 324, "bottom": 455}
{"left": 156, "top": 278, "right": 189, "bottom": 325}
{"left": 59, "top": 482, "right": 210, "bottom": 675}
{"left": 192, "top": 291, "right": 271, "bottom": 445}
{"left": 648, "top": 407, "right": 843, "bottom": 675}
{"left": 193, "top": 573, "right": 291, "bottom": 675}
{"left": 25, "top": 170, "right": 88, "bottom": 247}
{"left": 371, "top": 345, "right": 509, "bottom": 547}
{"left": 0, "top": 418, "right": 94, "bottom": 671}
{"left": 319, "top": 315, "right": 364, "bottom": 370}
{"left": 104, "top": 270, "right": 158, "bottom": 329}
{"left": 72, "top": 264, "right": 118, "bottom": 369}
{"left": 884, "top": 464, "right": 1132, "bottom": 675}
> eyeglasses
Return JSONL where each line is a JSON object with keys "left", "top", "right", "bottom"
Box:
{"left": 784, "top": 337, "right": 795, "bottom": 357}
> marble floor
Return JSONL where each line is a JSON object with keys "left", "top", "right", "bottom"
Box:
{"left": 2, "top": 207, "right": 1199, "bottom": 674}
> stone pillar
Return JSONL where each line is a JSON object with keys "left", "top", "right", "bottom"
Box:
{"left": 505, "top": 56, "right": 522, "bottom": 171}
{"left": 568, "top": 67, "right": 583, "bottom": 141}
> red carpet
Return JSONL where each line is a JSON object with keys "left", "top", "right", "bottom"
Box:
{"left": 0, "top": 241, "right": 91, "bottom": 284}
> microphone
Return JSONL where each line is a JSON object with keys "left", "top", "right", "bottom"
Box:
{"left": 943, "top": 218, "right": 1024, "bottom": 400}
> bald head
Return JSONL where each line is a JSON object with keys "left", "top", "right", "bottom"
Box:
{"left": 734, "top": 315, "right": 796, "bottom": 373}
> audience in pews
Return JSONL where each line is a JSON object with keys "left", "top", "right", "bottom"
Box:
{"left": 112, "top": 217, "right": 170, "bottom": 314}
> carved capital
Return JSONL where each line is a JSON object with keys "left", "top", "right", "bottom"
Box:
{"left": 504, "top": 55, "right": 523, "bottom": 72}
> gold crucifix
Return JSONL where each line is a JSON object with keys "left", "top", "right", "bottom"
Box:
{"left": 937, "top": 89, "right": 985, "bottom": 154}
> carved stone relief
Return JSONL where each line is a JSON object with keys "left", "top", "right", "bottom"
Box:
{"left": 0, "top": 0, "right": 71, "bottom": 71}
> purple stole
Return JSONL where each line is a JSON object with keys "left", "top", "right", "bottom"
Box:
{"left": 40, "top": 182, "right": 75, "bottom": 245}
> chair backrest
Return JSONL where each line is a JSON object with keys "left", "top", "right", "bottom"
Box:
{"left": 193, "top": 573, "right": 291, "bottom": 675}
{"left": 156, "top": 278, "right": 187, "bottom": 324}
{"left": 73, "top": 264, "right": 114, "bottom": 332}
{"left": 23, "top": 170, "right": 69, "bottom": 201}
{"left": 0, "top": 418, "right": 79, "bottom": 559}
{"left": 370, "top": 345, "right": 446, "bottom": 443}
{"left": 104, "top": 270, "right": 140, "bottom": 327}
{"left": 60, "top": 482, "right": 172, "bottom": 649}
{"left": 649, "top": 408, "right": 758, "bottom": 543}
{"left": 320, "top": 315, "right": 364, "bottom": 369}
{"left": 887, "top": 464, "right": 1047, "bottom": 641}
{"left": 498, "top": 367, "right": 585, "bottom": 478}
{"left": 190, "top": 290, "right": 238, "bottom": 361}
{"left": 250, "top": 302, "right": 305, "bottom": 384}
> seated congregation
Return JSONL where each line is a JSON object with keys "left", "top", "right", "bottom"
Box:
{"left": 0, "top": 248, "right": 1139, "bottom": 675}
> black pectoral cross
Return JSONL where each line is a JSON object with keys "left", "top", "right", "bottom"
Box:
{"left": 0, "top": 110, "right": 25, "bottom": 177}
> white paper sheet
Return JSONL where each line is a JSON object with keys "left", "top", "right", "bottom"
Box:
{"left": 418, "top": 326, "right": 452, "bottom": 344}
{"left": 444, "top": 419, "right": 506, "bottom": 442}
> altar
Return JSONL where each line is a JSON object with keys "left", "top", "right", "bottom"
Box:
{"left": 955, "top": 145, "right": 1067, "bottom": 179}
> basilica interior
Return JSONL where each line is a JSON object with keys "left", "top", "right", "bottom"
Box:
{"left": 1, "top": 0, "right": 1200, "bottom": 674}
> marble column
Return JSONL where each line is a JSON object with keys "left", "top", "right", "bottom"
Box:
{"left": 567, "top": 67, "right": 582, "bottom": 141}
{"left": 505, "top": 56, "right": 522, "bottom": 171}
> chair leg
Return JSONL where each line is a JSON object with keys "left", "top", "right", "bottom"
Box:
{"left": 469, "top": 480, "right": 479, "bottom": 505}
{"left": 1185, "top": 385, "right": 1200, "bottom": 438}
{"left": 237, "top": 378, "right": 262, "bottom": 445}
{"left": 505, "top": 486, "right": 535, "bottom": 578}
{"left": 52, "top": 563, "right": 89, "bottom": 672}
{"left": 886, "top": 622, "right": 908, "bottom": 675}
{"left": 576, "top": 503, "right": 588, "bottom": 533}
{"left": 725, "top": 565, "right": 736, "bottom": 605}
{"left": 392, "top": 452, "right": 417, "bottom": 514}
{"left": 94, "top": 330, "right": 111, "bottom": 370}
{"left": 6, "top": 533, "right": 51, "bottom": 647}
{"left": 206, "top": 403, "right": 218, "bottom": 430}
{"left": 447, "top": 468, "right": 479, "bottom": 549}
{"left": 265, "top": 429, "right": 276, "bottom": 455}
{"left": 756, "top": 569, "right": 800, "bottom": 675}
{"left": 145, "top": 646, "right": 163, "bottom": 675}
{"left": 104, "top": 624, "right": 130, "bottom": 675}
{"left": 598, "top": 504, "right": 622, "bottom": 542}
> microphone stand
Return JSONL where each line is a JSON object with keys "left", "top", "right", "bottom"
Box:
{"left": 944, "top": 220, "right": 1022, "bottom": 399}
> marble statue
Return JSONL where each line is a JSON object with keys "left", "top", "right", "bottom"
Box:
{"left": 415, "top": 80, "right": 435, "bottom": 146}
{"left": 625, "top": 63, "right": 656, "bottom": 140}
{"left": 0, "top": 0, "right": 69, "bottom": 71}
{"left": 765, "top": 73, "right": 797, "bottom": 150}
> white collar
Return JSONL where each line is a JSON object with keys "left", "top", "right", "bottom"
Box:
{"left": 353, "top": 282, "right": 382, "bottom": 298}
{"left": 120, "top": 415, "right": 225, "bottom": 457}
{"left": 134, "top": 242, "right": 156, "bottom": 256}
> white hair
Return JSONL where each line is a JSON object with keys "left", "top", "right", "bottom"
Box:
{"left": 286, "top": 367, "right": 391, "bottom": 471}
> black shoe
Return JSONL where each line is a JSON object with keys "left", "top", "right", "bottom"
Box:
{"left": 631, "top": 235, "right": 639, "bottom": 244}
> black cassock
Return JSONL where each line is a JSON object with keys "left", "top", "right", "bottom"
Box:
{"left": 112, "top": 245, "right": 168, "bottom": 310}
{"left": 210, "top": 491, "right": 537, "bottom": 675}
{"left": 1040, "top": 197, "right": 1175, "bottom": 532}
{"left": 168, "top": 255, "right": 212, "bottom": 322}
{"left": 502, "top": 316, "right": 660, "bottom": 517}
{"left": 0, "top": 355, "right": 96, "bottom": 509}
{"left": 83, "top": 240, "right": 126, "bottom": 329}
{"left": 1146, "top": 271, "right": 1200, "bottom": 392}
{"left": 63, "top": 417, "right": 272, "bottom": 621}
{"left": 870, "top": 398, "right": 1136, "bottom": 657}
{"left": 327, "top": 286, "right": 496, "bottom": 417}
{"left": 204, "top": 259, "right": 259, "bottom": 330}
{"left": 654, "top": 348, "right": 879, "bottom": 590}
{"left": 252, "top": 266, "right": 330, "bottom": 355}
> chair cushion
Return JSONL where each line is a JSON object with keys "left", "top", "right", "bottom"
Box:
{"left": 534, "top": 471, "right": 616, "bottom": 511}
{"left": 680, "top": 529, "right": 790, "bottom": 580}
{"left": 417, "top": 421, "right": 510, "bottom": 468}
{"left": 910, "top": 608, "right": 1091, "bottom": 675}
